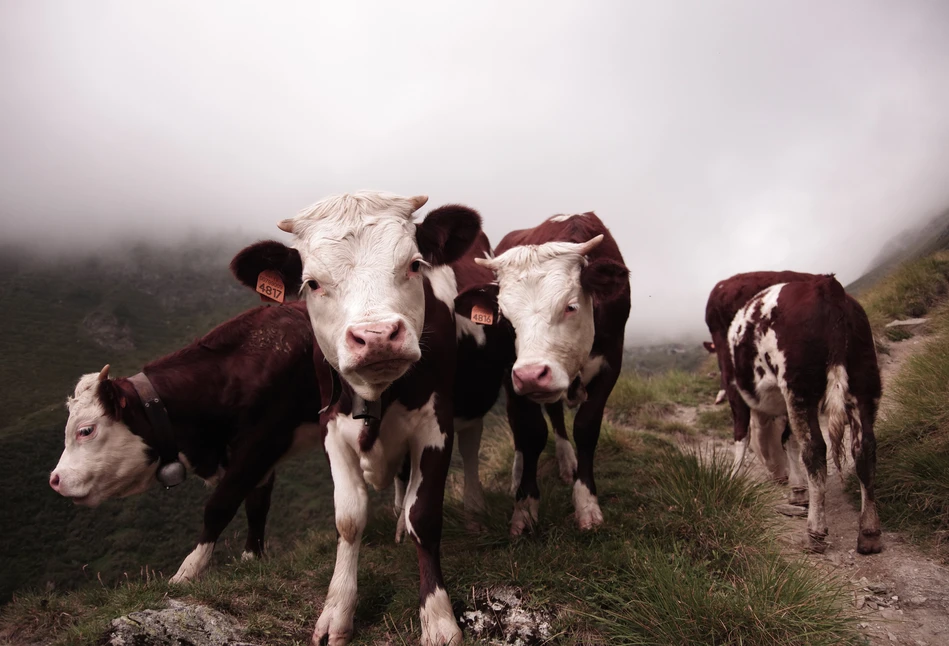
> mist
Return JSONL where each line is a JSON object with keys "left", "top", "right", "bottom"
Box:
{"left": 2, "top": 1, "right": 949, "bottom": 343}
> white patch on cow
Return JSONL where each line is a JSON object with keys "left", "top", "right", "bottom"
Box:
{"left": 427, "top": 265, "right": 458, "bottom": 312}
{"left": 550, "top": 213, "right": 583, "bottom": 222}
{"left": 510, "top": 496, "right": 539, "bottom": 536}
{"left": 170, "top": 542, "right": 214, "bottom": 583}
{"left": 283, "top": 192, "right": 429, "bottom": 401}
{"left": 786, "top": 434, "right": 809, "bottom": 505}
{"left": 510, "top": 450, "right": 524, "bottom": 495}
{"left": 727, "top": 286, "right": 790, "bottom": 417}
{"left": 456, "top": 313, "right": 487, "bottom": 346}
{"left": 555, "top": 436, "right": 577, "bottom": 484}
{"left": 480, "top": 239, "right": 603, "bottom": 400}
{"left": 580, "top": 354, "right": 607, "bottom": 386}
{"left": 573, "top": 481, "right": 603, "bottom": 530}
{"left": 51, "top": 373, "right": 158, "bottom": 507}
{"left": 400, "top": 396, "right": 446, "bottom": 542}
{"left": 393, "top": 476, "right": 407, "bottom": 543}
{"left": 420, "top": 587, "right": 463, "bottom": 646}
{"left": 456, "top": 417, "right": 485, "bottom": 513}
{"left": 714, "top": 389, "right": 727, "bottom": 405}
{"left": 241, "top": 550, "right": 256, "bottom": 562}
{"left": 750, "top": 413, "right": 789, "bottom": 483}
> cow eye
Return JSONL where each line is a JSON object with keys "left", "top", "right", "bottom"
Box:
{"left": 77, "top": 425, "right": 96, "bottom": 439}
{"left": 306, "top": 279, "right": 320, "bottom": 291}
{"left": 410, "top": 260, "right": 422, "bottom": 274}
{"left": 565, "top": 303, "right": 580, "bottom": 314}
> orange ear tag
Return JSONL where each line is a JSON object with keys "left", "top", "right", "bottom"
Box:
{"left": 470, "top": 304, "right": 494, "bottom": 325}
{"left": 256, "top": 270, "right": 286, "bottom": 304}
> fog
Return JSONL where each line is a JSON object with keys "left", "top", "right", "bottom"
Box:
{"left": 3, "top": 1, "right": 949, "bottom": 342}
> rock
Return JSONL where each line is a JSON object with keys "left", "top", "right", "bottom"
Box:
{"left": 775, "top": 503, "right": 809, "bottom": 517}
{"left": 866, "top": 582, "right": 891, "bottom": 595}
{"left": 907, "top": 595, "right": 928, "bottom": 606}
{"left": 459, "top": 586, "right": 553, "bottom": 646}
{"left": 103, "top": 600, "right": 257, "bottom": 646}
{"left": 855, "top": 595, "right": 866, "bottom": 609}
{"left": 885, "top": 318, "right": 928, "bottom": 329}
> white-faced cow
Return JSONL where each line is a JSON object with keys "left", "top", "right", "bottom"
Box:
{"left": 49, "top": 302, "right": 326, "bottom": 583}
{"left": 709, "top": 272, "right": 882, "bottom": 554}
{"left": 456, "top": 212, "right": 630, "bottom": 534}
{"left": 230, "top": 192, "right": 480, "bottom": 646}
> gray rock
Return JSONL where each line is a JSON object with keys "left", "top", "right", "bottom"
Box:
{"left": 885, "top": 318, "right": 928, "bottom": 329}
{"left": 104, "top": 600, "right": 257, "bottom": 646}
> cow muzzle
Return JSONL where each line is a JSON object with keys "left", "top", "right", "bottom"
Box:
{"left": 344, "top": 319, "right": 419, "bottom": 376}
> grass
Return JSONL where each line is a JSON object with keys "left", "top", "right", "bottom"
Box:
{"left": 696, "top": 406, "right": 733, "bottom": 435}
{"left": 607, "top": 369, "right": 719, "bottom": 427}
{"left": 858, "top": 251, "right": 949, "bottom": 332}
{"left": 0, "top": 416, "right": 861, "bottom": 645}
{"left": 862, "top": 302, "right": 949, "bottom": 557}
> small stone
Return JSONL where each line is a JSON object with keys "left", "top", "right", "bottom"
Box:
{"left": 867, "top": 582, "right": 890, "bottom": 594}
{"left": 867, "top": 601, "right": 879, "bottom": 610}
{"left": 908, "top": 595, "right": 928, "bottom": 606}
{"left": 858, "top": 622, "right": 870, "bottom": 629}
{"left": 891, "top": 595, "right": 899, "bottom": 601}
{"left": 855, "top": 595, "right": 866, "bottom": 609}
{"left": 887, "top": 632, "right": 898, "bottom": 642}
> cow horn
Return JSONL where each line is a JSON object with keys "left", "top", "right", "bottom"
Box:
{"left": 409, "top": 195, "right": 429, "bottom": 212}
{"left": 98, "top": 365, "right": 110, "bottom": 381}
{"left": 277, "top": 218, "right": 296, "bottom": 233}
{"left": 575, "top": 234, "right": 605, "bottom": 256}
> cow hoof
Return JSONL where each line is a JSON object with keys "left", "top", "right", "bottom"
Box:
{"left": 805, "top": 531, "right": 828, "bottom": 554}
{"left": 857, "top": 531, "right": 883, "bottom": 555}
{"left": 168, "top": 572, "right": 193, "bottom": 585}
{"left": 420, "top": 587, "right": 462, "bottom": 645}
{"left": 240, "top": 550, "right": 258, "bottom": 562}
{"left": 509, "top": 497, "right": 539, "bottom": 536}
{"left": 465, "top": 515, "right": 487, "bottom": 534}
{"left": 576, "top": 504, "right": 604, "bottom": 531}
{"left": 312, "top": 606, "right": 353, "bottom": 646}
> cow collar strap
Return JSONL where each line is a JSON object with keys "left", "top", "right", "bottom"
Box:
{"left": 127, "top": 372, "right": 186, "bottom": 489}
{"left": 352, "top": 393, "right": 383, "bottom": 453}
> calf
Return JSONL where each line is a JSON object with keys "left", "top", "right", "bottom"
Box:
{"left": 49, "top": 302, "right": 325, "bottom": 583}
{"left": 456, "top": 212, "right": 630, "bottom": 534}
{"left": 724, "top": 274, "right": 882, "bottom": 554}
{"left": 231, "top": 191, "right": 480, "bottom": 646}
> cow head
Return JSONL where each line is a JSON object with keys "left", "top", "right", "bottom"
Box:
{"left": 49, "top": 366, "right": 157, "bottom": 506}
{"left": 462, "top": 235, "right": 628, "bottom": 403}
{"left": 231, "top": 192, "right": 481, "bottom": 401}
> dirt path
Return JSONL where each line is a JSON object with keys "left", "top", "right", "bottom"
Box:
{"left": 679, "top": 332, "right": 949, "bottom": 646}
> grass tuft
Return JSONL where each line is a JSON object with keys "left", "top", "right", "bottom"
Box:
{"left": 607, "top": 370, "right": 718, "bottom": 426}
{"left": 859, "top": 251, "right": 949, "bottom": 331}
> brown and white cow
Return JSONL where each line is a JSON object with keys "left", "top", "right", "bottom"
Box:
{"left": 231, "top": 192, "right": 480, "bottom": 646}
{"left": 49, "top": 302, "right": 326, "bottom": 583}
{"left": 456, "top": 212, "right": 630, "bottom": 534}
{"left": 713, "top": 273, "right": 882, "bottom": 554}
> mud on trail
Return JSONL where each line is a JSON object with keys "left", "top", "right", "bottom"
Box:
{"left": 674, "top": 331, "right": 949, "bottom": 646}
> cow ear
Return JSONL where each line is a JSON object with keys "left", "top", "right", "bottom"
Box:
{"left": 703, "top": 341, "right": 716, "bottom": 353}
{"left": 416, "top": 205, "right": 482, "bottom": 266}
{"left": 230, "top": 241, "right": 303, "bottom": 296}
{"left": 455, "top": 283, "right": 500, "bottom": 325}
{"left": 580, "top": 257, "right": 629, "bottom": 300}
{"left": 97, "top": 378, "right": 129, "bottom": 420}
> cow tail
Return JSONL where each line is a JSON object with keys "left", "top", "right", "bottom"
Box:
{"left": 820, "top": 275, "right": 855, "bottom": 474}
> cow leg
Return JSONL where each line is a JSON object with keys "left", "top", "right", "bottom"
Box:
{"left": 788, "top": 404, "right": 829, "bottom": 553}
{"left": 171, "top": 442, "right": 284, "bottom": 584}
{"left": 784, "top": 422, "right": 809, "bottom": 506}
{"left": 394, "top": 455, "right": 410, "bottom": 544}
{"left": 242, "top": 471, "right": 276, "bottom": 560}
{"left": 854, "top": 399, "right": 883, "bottom": 554}
{"left": 313, "top": 431, "right": 367, "bottom": 646}
{"left": 405, "top": 411, "right": 462, "bottom": 645}
{"left": 727, "top": 389, "right": 752, "bottom": 478}
{"left": 546, "top": 403, "right": 577, "bottom": 485}
{"left": 506, "top": 386, "right": 547, "bottom": 536}
{"left": 572, "top": 366, "right": 617, "bottom": 531}
{"left": 455, "top": 416, "right": 486, "bottom": 526}
{"left": 750, "top": 412, "right": 788, "bottom": 483}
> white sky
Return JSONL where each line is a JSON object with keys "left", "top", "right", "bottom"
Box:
{"left": 2, "top": 1, "right": 949, "bottom": 342}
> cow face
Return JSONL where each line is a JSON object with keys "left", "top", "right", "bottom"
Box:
{"left": 470, "top": 235, "right": 628, "bottom": 403}
{"left": 231, "top": 193, "right": 480, "bottom": 401}
{"left": 49, "top": 366, "right": 156, "bottom": 507}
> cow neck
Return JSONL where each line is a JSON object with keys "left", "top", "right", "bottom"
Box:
{"left": 127, "top": 372, "right": 186, "bottom": 489}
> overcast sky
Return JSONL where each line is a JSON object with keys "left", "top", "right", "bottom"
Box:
{"left": 3, "top": 1, "right": 949, "bottom": 342}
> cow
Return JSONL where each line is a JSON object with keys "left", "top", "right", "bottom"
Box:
{"left": 230, "top": 191, "right": 480, "bottom": 646}
{"left": 455, "top": 211, "right": 630, "bottom": 535}
{"left": 49, "top": 301, "right": 325, "bottom": 583}
{"left": 718, "top": 273, "right": 882, "bottom": 554}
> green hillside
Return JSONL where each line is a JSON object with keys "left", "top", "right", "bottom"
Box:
{"left": 0, "top": 239, "right": 337, "bottom": 603}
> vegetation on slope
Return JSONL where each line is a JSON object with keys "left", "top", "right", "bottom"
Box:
{"left": 0, "top": 412, "right": 860, "bottom": 646}
{"left": 856, "top": 251, "right": 949, "bottom": 333}
{"left": 866, "top": 302, "right": 949, "bottom": 557}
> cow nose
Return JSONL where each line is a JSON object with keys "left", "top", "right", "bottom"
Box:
{"left": 346, "top": 321, "right": 407, "bottom": 359}
{"left": 512, "top": 364, "right": 552, "bottom": 392}
{"left": 49, "top": 472, "right": 61, "bottom": 492}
